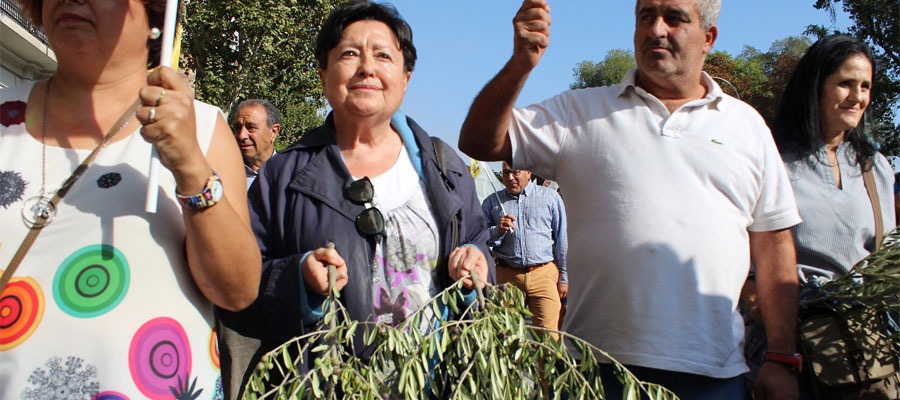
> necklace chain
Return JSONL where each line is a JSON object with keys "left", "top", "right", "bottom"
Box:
{"left": 40, "top": 78, "right": 51, "bottom": 198}
{"left": 21, "top": 78, "right": 139, "bottom": 228}
{"left": 20, "top": 80, "right": 59, "bottom": 228}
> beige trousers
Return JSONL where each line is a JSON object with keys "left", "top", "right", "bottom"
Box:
{"left": 497, "top": 261, "right": 561, "bottom": 334}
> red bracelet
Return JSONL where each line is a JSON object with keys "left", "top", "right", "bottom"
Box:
{"left": 764, "top": 352, "right": 803, "bottom": 373}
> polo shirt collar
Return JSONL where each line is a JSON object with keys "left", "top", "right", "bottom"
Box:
{"left": 617, "top": 68, "right": 727, "bottom": 110}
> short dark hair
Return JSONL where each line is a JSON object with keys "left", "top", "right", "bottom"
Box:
{"left": 235, "top": 99, "right": 281, "bottom": 127}
{"left": 315, "top": 0, "right": 417, "bottom": 73}
{"left": 772, "top": 34, "right": 876, "bottom": 168}
{"left": 16, "top": 0, "right": 166, "bottom": 68}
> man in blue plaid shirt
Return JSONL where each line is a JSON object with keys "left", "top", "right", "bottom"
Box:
{"left": 482, "top": 162, "right": 568, "bottom": 333}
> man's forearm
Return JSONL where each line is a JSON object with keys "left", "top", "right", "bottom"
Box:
{"left": 458, "top": 59, "right": 533, "bottom": 163}
{"left": 460, "top": 0, "right": 551, "bottom": 163}
{"left": 750, "top": 229, "right": 799, "bottom": 353}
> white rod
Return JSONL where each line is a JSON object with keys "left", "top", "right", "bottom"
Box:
{"left": 480, "top": 161, "right": 509, "bottom": 217}
{"left": 145, "top": 0, "right": 178, "bottom": 213}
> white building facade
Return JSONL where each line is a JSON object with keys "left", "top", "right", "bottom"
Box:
{"left": 1, "top": 0, "right": 55, "bottom": 88}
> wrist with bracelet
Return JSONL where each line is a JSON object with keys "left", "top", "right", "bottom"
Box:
{"left": 176, "top": 170, "right": 223, "bottom": 209}
{"left": 764, "top": 351, "right": 803, "bottom": 373}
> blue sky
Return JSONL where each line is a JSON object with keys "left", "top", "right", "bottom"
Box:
{"left": 386, "top": 0, "right": 851, "bottom": 153}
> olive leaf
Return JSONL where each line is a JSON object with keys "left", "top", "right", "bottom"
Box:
{"left": 244, "top": 270, "right": 680, "bottom": 399}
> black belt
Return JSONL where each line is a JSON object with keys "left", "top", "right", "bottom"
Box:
{"left": 496, "top": 259, "right": 549, "bottom": 272}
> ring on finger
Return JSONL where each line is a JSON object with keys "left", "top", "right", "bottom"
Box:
{"left": 155, "top": 89, "right": 166, "bottom": 106}
{"left": 148, "top": 107, "right": 156, "bottom": 123}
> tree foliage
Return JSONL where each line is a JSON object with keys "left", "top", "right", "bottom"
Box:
{"left": 238, "top": 213, "right": 900, "bottom": 400}
{"left": 704, "top": 37, "right": 812, "bottom": 125}
{"left": 182, "top": 0, "right": 340, "bottom": 149}
{"left": 570, "top": 38, "right": 810, "bottom": 126}
{"left": 243, "top": 276, "right": 679, "bottom": 399}
{"left": 819, "top": 228, "right": 900, "bottom": 327}
{"left": 570, "top": 49, "right": 635, "bottom": 90}
{"left": 811, "top": 0, "right": 900, "bottom": 157}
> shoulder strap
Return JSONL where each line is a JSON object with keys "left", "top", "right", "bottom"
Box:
{"left": 1, "top": 97, "right": 141, "bottom": 293}
{"left": 862, "top": 159, "right": 883, "bottom": 250}
{"left": 431, "top": 137, "right": 459, "bottom": 250}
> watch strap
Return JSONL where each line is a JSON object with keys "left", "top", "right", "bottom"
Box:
{"left": 764, "top": 351, "right": 803, "bottom": 373}
{"left": 176, "top": 170, "right": 222, "bottom": 209}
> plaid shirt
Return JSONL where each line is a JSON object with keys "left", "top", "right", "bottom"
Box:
{"left": 482, "top": 182, "right": 568, "bottom": 283}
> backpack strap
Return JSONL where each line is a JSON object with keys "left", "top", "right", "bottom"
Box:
{"left": 431, "top": 137, "right": 459, "bottom": 250}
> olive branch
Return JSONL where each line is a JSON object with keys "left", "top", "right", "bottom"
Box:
{"left": 811, "top": 228, "right": 900, "bottom": 347}
{"left": 242, "top": 262, "right": 679, "bottom": 399}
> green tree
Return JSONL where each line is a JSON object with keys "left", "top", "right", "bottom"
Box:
{"left": 812, "top": 0, "right": 900, "bottom": 157}
{"left": 570, "top": 49, "right": 635, "bottom": 89}
{"left": 182, "top": 0, "right": 340, "bottom": 149}
{"left": 700, "top": 38, "right": 811, "bottom": 124}
{"left": 569, "top": 38, "right": 809, "bottom": 125}
{"left": 703, "top": 50, "right": 764, "bottom": 101}
{"left": 758, "top": 36, "right": 812, "bottom": 123}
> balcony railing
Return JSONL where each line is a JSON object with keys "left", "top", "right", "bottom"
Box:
{"left": 1, "top": 0, "right": 50, "bottom": 47}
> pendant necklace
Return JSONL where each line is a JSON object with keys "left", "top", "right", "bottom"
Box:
{"left": 20, "top": 79, "right": 139, "bottom": 228}
{"left": 21, "top": 80, "right": 59, "bottom": 228}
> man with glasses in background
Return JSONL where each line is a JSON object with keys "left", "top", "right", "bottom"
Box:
{"left": 482, "top": 162, "right": 568, "bottom": 334}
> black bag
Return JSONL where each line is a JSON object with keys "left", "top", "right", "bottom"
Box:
{"left": 798, "top": 300, "right": 900, "bottom": 400}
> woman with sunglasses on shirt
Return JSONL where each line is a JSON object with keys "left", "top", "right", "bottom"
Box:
{"left": 221, "top": 1, "right": 494, "bottom": 396}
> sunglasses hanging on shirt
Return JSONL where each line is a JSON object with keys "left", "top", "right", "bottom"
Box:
{"left": 346, "top": 177, "right": 385, "bottom": 237}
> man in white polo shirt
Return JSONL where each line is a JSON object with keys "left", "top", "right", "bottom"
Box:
{"left": 458, "top": 0, "right": 801, "bottom": 399}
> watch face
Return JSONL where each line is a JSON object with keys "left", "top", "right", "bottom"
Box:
{"left": 210, "top": 178, "right": 224, "bottom": 201}
{"left": 177, "top": 172, "right": 224, "bottom": 209}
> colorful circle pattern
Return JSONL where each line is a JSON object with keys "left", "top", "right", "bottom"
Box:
{"left": 0, "top": 276, "right": 44, "bottom": 351}
{"left": 54, "top": 244, "right": 129, "bottom": 318}
{"left": 129, "top": 317, "right": 192, "bottom": 398}
{"left": 92, "top": 391, "right": 128, "bottom": 400}
{"left": 209, "top": 328, "right": 220, "bottom": 370}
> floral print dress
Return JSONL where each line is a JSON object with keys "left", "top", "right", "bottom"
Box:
{"left": 365, "top": 146, "right": 441, "bottom": 331}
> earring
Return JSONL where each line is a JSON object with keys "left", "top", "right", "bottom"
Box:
{"left": 149, "top": 27, "right": 161, "bottom": 40}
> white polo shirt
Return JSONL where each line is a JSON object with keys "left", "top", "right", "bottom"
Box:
{"left": 509, "top": 69, "right": 801, "bottom": 378}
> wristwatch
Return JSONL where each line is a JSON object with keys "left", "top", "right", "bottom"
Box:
{"left": 764, "top": 351, "right": 803, "bottom": 373}
{"left": 176, "top": 170, "right": 223, "bottom": 209}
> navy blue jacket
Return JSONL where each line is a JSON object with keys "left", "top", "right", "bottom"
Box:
{"left": 245, "top": 113, "right": 494, "bottom": 346}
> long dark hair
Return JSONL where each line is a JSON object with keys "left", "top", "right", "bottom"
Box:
{"left": 315, "top": 0, "right": 417, "bottom": 73}
{"left": 771, "top": 34, "right": 876, "bottom": 168}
